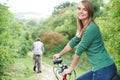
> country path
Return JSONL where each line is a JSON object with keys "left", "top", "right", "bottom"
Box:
{"left": 28, "top": 52, "right": 58, "bottom": 80}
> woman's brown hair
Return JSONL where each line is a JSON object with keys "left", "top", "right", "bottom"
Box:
{"left": 76, "top": 0, "right": 94, "bottom": 38}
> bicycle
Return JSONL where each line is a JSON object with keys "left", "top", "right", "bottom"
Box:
{"left": 53, "top": 57, "right": 76, "bottom": 80}
{"left": 112, "top": 74, "right": 120, "bottom": 80}
{"left": 53, "top": 57, "right": 120, "bottom": 80}
{"left": 33, "top": 55, "right": 41, "bottom": 73}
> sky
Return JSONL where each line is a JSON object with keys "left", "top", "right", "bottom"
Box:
{"left": 0, "top": 0, "right": 80, "bottom": 18}
{"left": 0, "top": 0, "right": 109, "bottom": 19}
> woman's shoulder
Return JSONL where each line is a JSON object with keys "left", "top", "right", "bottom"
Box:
{"left": 84, "top": 21, "right": 100, "bottom": 35}
{"left": 89, "top": 21, "right": 98, "bottom": 27}
{"left": 87, "top": 22, "right": 99, "bottom": 30}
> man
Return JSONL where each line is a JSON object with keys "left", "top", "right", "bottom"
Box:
{"left": 32, "top": 38, "right": 44, "bottom": 73}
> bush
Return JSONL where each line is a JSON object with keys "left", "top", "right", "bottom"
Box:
{"left": 41, "top": 31, "right": 68, "bottom": 54}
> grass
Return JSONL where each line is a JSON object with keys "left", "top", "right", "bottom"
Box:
{"left": 3, "top": 52, "right": 90, "bottom": 80}
{"left": 3, "top": 56, "right": 40, "bottom": 80}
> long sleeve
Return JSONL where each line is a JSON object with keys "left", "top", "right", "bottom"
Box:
{"left": 69, "top": 36, "right": 81, "bottom": 48}
{"left": 75, "top": 22, "right": 100, "bottom": 56}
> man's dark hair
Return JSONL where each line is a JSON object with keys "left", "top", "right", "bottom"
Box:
{"left": 36, "top": 38, "right": 40, "bottom": 41}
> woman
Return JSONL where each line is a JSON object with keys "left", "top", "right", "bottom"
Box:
{"left": 53, "top": 0, "right": 117, "bottom": 80}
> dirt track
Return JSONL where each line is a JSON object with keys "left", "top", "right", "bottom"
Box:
{"left": 28, "top": 52, "right": 57, "bottom": 80}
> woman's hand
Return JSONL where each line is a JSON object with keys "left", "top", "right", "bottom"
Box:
{"left": 53, "top": 54, "right": 61, "bottom": 59}
{"left": 62, "top": 67, "right": 73, "bottom": 76}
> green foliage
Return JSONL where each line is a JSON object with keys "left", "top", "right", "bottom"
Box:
{"left": 26, "top": 19, "right": 38, "bottom": 26}
{"left": 42, "top": 14, "right": 65, "bottom": 30}
{"left": 3, "top": 56, "right": 34, "bottom": 80}
{"left": 0, "top": 4, "right": 15, "bottom": 79}
{"left": 55, "top": 12, "right": 77, "bottom": 39}
{"left": 0, "top": 46, "right": 14, "bottom": 79}
{"left": 95, "top": 17, "right": 111, "bottom": 41}
{"left": 18, "top": 41, "right": 29, "bottom": 57}
{"left": 90, "top": 0, "right": 105, "bottom": 18}
{"left": 0, "top": 4, "right": 13, "bottom": 33}
{"left": 93, "top": 0, "right": 120, "bottom": 73}
{"left": 109, "top": 0, "right": 120, "bottom": 18}
{"left": 43, "top": 6, "right": 77, "bottom": 39}
{"left": 107, "top": 0, "right": 120, "bottom": 72}
{"left": 98, "top": 19, "right": 119, "bottom": 71}
{"left": 0, "top": 3, "right": 32, "bottom": 79}
{"left": 52, "top": 1, "right": 77, "bottom": 15}
{"left": 95, "top": 7, "right": 120, "bottom": 72}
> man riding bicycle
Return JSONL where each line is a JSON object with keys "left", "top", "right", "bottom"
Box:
{"left": 32, "top": 38, "right": 44, "bottom": 73}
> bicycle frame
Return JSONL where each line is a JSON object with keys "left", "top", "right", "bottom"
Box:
{"left": 63, "top": 74, "right": 67, "bottom": 80}
{"left": 53, "top": 57, "right": 70, "bottom": 80}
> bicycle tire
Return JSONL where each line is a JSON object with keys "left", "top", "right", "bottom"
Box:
{"left": 35, "top": 55, "right": 41, "bottom": 73}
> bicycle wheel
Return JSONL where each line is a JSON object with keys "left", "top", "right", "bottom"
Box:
{"left": 35, "top": 56, "right": 41, "bottom": 73}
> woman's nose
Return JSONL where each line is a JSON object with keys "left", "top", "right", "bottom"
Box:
{"left": 78, "top": 9, "right": 83, "bottom": 14}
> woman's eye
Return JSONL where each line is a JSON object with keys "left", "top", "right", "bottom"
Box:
{"left": 77, "top": 7, "right": 81, "bottom": 10}
{"left": 83, "top": 8, "right": 87, "bottom": 11}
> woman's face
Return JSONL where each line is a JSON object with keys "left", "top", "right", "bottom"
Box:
{"left": 77, "top": 3, "right": 88, "bottom": 21}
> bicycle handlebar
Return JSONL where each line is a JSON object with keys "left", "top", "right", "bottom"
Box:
{"left": 53, "top": 57, "right": 68, "bottom": 73}
{"left": 53, "top": 57, "right": 72, "bottom": 80}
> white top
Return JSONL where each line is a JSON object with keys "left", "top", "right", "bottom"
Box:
{"left": 32, "top": 41, "right": 44, "bottom": 55}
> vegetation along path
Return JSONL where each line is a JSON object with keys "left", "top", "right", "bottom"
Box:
{"left": 8, "top": 52, "right": 57, "bottom": 80}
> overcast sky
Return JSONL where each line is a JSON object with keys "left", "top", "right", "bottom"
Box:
{"left": 0, "top": 0, "right": 109, "bottom": 19}
{"left": 4, "top": 0, "right": 80, "bottom": 16}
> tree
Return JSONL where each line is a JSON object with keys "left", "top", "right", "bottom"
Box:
{"left": 95, "top": 0, "right": 120, "bottom": 73}
{"left": 0, "top": 3, "right": 33, "bottom": 79}
{"left": 52, "top": 1, "right": 77, "bottom": 15}
{"left": 90, "top": 0, "right": 105, "bottom": 18}
{"left": 108, "top": 0, "right": 120, "bottom": 72}
{"left": 0, "top": 3, "right": 14, "bottom": 79}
